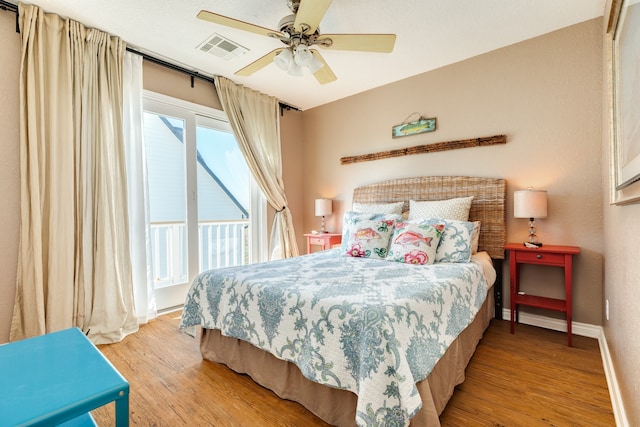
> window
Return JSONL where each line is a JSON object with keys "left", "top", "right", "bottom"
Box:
{"left": 143, "top": 91, "right": 266, "bottom": 310}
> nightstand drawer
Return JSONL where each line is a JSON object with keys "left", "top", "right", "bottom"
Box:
{"left": 514, "top": 250, "right": 565, "bottom": 265}
{"left": 308, "top": 237, "right": 327, "bottom": 246}
{"left": 304, "top": 233, "right": 342, "bottom": 254}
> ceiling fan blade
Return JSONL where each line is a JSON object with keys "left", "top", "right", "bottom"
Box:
{"left": 197, "top": 10, "right": 284, "bottom": 38}
{"left": 294, "top": 0, "right": 332, "bottom": 35}
{"left": 235, "top": 49, "right": 284, "bottom": 77}
{"left": 317, "top": 34, "right": 396, "bottom": 53}
{"left": 311, "top": 50, "right": 336, "bottom": 84}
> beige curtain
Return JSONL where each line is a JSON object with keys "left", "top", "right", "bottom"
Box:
{"left": 214, "top": 76, "right": 299, "bottom": 259}
{"left": 11, "top": 3, "right": 138, "bottom": 344}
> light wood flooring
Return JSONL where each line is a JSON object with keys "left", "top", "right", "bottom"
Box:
{"left": 92, "top": 313, "right": 615, "bottom": 426}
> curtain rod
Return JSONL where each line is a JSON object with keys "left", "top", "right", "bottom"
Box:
{"left": 127, "top": 46, "right": 215, "bottom": 87}
{"left": 126, "top": 46, "right": 299, "bottom": 112}
{"left": 0, "top": 0, "right": 17, "bottom": 12}
{"left": 0, "top": 0, "right": 299, "bottom": 112}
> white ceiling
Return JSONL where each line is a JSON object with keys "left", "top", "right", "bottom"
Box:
{"left": 14, "top": 0, "right": 605, "bottom": 110}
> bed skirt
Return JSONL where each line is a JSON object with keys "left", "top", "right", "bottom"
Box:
{"left": 199, "top": 290, "right": 494, "bottom": 426}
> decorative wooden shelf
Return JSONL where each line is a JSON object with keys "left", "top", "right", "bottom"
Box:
{"left": 340, "top": 134, "right": 506, "bottom": 165}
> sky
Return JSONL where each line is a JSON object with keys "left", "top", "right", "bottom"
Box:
{"left": 196, "top": 126, "right": 250, "bottom": 209}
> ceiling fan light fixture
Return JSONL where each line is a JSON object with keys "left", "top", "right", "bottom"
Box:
{"left": 273, "top": 45, "right": 322, "bottom": 77}
{"left": 274, "top": 48, "right": 293, "bottom": 71}
{"left": 293, "top": 44, "right": 313, "bottom": 67}
{"left": 308, "top": 52, "right": 324, "bottom": 73}
{"left": 198, "top": 0, "right": 396, "bottom": 84}
{"left": 287, "top": 61, "right": 304, "bottom": 77}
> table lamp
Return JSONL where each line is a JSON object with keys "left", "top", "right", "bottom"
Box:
{"left": 315, "top": 199, "right": 332, "bottom": 233}
{"left": 514, "top": 188, "right": 547, "bottom": 247}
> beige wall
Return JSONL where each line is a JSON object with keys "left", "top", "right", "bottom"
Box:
{"left": 301, "top": 19, "right": 604, "bottom": 326}
{"left": 0, "top": 12, "right": 21, "bottom": 343}
{"left": 143, "top": 61, "right": 221, "bottom": 110}
{"left": 603, "top": 183, "right": 640, "bottom": 423}
{"left": 602, "top": 2, "right": 640, "bottom": 424}
{"left": 603, "top": 130, "right": 640, "bottom": 424}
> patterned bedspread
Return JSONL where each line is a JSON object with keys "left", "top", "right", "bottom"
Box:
{"left": 179, "top": 248, "right": 491, "bottom": 427}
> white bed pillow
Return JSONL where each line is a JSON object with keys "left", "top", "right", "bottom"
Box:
{"left": 385, "top": 220, "right": 445, "bottom": 265}
{"left": 471, "top": 221, "right": 481, "bottom": 254}
{"left": 352, "top": 201, "right": 404, "bottom": 215}
{"left": 408, "top": 196, "right": 473, "bottom": 221}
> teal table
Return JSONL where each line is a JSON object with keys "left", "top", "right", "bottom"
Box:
{"left": 0, "top": 327, "right": 129, "bottom": 426}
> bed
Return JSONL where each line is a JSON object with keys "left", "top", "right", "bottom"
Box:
{"left": 180, "top": 176, "right": 506, "bottom": 426}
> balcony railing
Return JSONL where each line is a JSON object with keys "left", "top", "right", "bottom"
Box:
{"left": 150, "top": 220, "right": 249, "bottom": 288}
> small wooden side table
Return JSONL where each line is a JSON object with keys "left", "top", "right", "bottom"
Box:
{"left": 505, "top": 243, "right": 580, "bottom": 346}
{"left": 304, "top": 233, "right": 342, "bottom": 254}
{"left": 0, "top": 327, "right": 129, "bottom": 426}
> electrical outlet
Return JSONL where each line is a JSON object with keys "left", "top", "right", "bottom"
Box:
{"left": 606, "top": 299, "right": 610, "bottom": 321}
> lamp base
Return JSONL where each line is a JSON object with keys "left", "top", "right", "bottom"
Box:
{"left": 523, "top": 241, "right": 543, "bottom": 248}
{"left": 319, "top": 216, "right": 327, "bottom": 234}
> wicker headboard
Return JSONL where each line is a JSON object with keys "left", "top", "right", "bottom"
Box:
{"left": 352, "top": 176, "right": 506, "bottom": 259}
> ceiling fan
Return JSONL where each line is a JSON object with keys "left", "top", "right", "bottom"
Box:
{"left": 197, "top": 0, "right": 396, "bottom": 84}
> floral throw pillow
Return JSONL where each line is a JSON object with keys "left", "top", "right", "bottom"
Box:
{"left": 418, "top": 218, "right": 475, "bottom": 263}
{"left": 386, "top": 221, "right": 444, "bottom": 265}
{"left": 343, "top": 218, "right": 396, "bottom": 259}
{"left": 341, "top": 211, "right": 402, "bottom": 252}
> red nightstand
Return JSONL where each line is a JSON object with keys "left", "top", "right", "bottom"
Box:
{"left": 505, "top": 243, "right": 580, "bottom": 346}
{"left": 304, "top": 233, "right": 342, "bottom": 254}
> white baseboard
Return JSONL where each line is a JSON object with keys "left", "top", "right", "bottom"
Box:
{"left": 598, "top": 329, "right": 629, "bottom": 427}
{"left": 500, "top": 308, "right": 600, "bottom": 337}
{"left": 158, "top": 304, "right": 184, "bottom": 316}
{"left": 500, "top": 309, "right": 628, "bottom": 426}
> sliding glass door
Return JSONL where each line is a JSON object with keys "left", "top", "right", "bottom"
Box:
{"left": 143, "top": 92, "right": 266, "bottom": 311}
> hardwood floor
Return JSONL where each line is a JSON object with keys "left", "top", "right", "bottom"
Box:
{"left": 440, "top": 321, "right": 614, "bottom": 426}
{"left": 92, "top": 314, "right": 614, "bottom": 426}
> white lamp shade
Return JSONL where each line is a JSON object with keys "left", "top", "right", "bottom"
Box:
{"left": 514, "top": 189, "right": 548, "bottom": 219}
{"left": 274, "top": 49, "right": 293, "bottom": 71}
{"left": 287, "top": 61, "right": 304, "bottom": 77}
{"left": 315, "top": 198, "right": 332, "bottom": 217}
{"left": 308, "top": 51, "right": 324, "bottom": 73}
{"left": 294, "top": 45, "right": 313, "bottom": 67}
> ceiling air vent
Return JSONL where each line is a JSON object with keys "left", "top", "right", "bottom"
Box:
{"left": 197, "top": 33, "right": 248, "bottom": 60}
